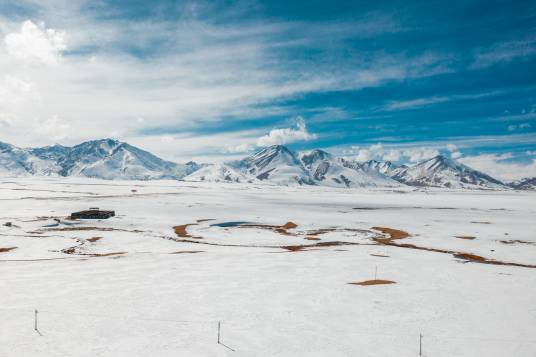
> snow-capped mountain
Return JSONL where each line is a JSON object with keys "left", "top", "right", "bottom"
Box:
{"left": 0, "top": 139, "right": 524, "bottom": 190}
{"left": 299, "top": 149, "right": 401, "bottom": 187}
{"left": 1, "top": 139, "right": 200, "bottom": 180}
{"left": 391, "top": 155, "right": 507, "bottom": 189}
{"left": 508, "top": 177, "right": 536, "bottom": 190}
{"left": 0, "top": 141, "right": 61, "bottom": 176}
{"left": 358, "top": 159, "right": 406, "bottom": 177}
{"left": 183, "top": 163, "right": 251, "bottom": 183}
{"left": 232, "top": 145, "right": 314, "bottom": 185}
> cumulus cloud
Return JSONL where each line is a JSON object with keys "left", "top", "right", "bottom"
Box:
{"left": 223, "top": 143, "right": 256, "bottom": 154}
{"left": 257, "top": 117, "right": 317, "bottom": 147}
{"left": 459, "top": 153, "right": 536, "bottom": 181}
{"left": 446, "top": 143, "right": 462, "bottom": 159}
{"left": 350, "top": 143, "right": 439, "bottom": 163}
{"left": 5, "top": 20, "right": 66, "bottom": 65}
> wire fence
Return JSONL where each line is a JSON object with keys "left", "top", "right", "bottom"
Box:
{"left": 1, "top": 307, "right": 535, "bottom": 356}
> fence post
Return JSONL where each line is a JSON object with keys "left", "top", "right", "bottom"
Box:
{"left": 34, "top": 309, "right": 38, "bottom": 332}
{"left": 419, "top": 333, "right": 423, "bottom": 356}
{"left": 218, "top": 321, "right": 221, "bottom": 344}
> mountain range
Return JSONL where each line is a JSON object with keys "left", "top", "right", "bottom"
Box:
{"left": 1, "top": 138, "right": 533, "bottom": 190}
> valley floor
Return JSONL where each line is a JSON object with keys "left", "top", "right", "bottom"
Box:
{"left": 0, "top": 178, "right": 535, "bottom": 356}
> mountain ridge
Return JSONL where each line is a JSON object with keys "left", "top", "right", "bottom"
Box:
{"left": 0, "top": 139, "right": 526, "bottom": 190}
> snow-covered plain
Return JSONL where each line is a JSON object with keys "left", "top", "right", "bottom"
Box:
{"left": 1, "top": 178, "right": 535, "bottom": 357}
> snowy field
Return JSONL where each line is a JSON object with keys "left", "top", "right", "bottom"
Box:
{"left": 1, "top": 178, "right": 535, "bottom": 357}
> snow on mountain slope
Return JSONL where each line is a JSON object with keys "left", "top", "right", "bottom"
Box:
{"left": 56, "top": 139, "right": 198, "bottom": 180}
{"left": 0, "top": 141, "right": 60, "bottom": 176}
{"left": 1, "top": 139, "right": 199, "bottom": 180}
{"left": 0, "top": 139, "right": 516, "bottom": 190}
{"left": 183, "top": 163, "right": 251, "bottom": 183}
{"left": 234, "top": 145, "right": 314, "bottom": 185}
{"left": 508, "top": 177, "right": 536, "bottom": 190}
{"left": 358, "top": 159, "right": 407, "bottom": 177}
{"left": 392, "top": 155, "right": 507, "bottom": 189}
{"left": 299, "top": 150, "right": 401, "bottom": 188}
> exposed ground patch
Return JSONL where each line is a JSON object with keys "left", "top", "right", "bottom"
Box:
{"left": 499, "top": 240, "right": 536, "bottom": 246}
{"left": 348, "top": 280, "right": 396, "bottom": 286}
{"left": 371, "top": 227, "right": 536, "bottom": 269}
{"left": 455, "top": 236, "right": 476, "bottom": 240}
{"left": 43, "top": 227, "right": 144, "bottom": 233}
{"left": 0, "top": 247, "right": 17, "bottom": 253}
{"left": 173, "top": 224, "right": 203, "bottom": 239}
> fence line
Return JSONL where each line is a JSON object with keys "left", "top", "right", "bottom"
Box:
{"left": 1, "top": 306, "right": 536, "bottom": 346}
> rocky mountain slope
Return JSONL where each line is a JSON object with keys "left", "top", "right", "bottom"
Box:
{"left": 0, "top": 139, "right": 522, "bottom": 190}
{"left": 0, "top": 139, "right": 199, "bottom": 180}
{"left": 391, "top": 155, "right": 507, "bottom": 189}
{"left": 508, "top": 177, "right": 536, "bottom": 190}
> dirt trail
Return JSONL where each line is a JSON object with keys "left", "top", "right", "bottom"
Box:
{"left": 43, "top": 227, "right": 144, "bottom": 233}
{"left": 371, "top": 227, "right": 536, "bottom": 269}
{"left": 348, "top": 280, "right": 396, "bottom": 286}
{"left": 0, "top": 247, "right": 17, "bottom": 253}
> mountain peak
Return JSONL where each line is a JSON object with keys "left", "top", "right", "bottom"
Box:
{"left": 299, "top": 149, "right": 333, "bottom": 166}
{"left": 393, "top": 155, "right": 505, "bottom": 189}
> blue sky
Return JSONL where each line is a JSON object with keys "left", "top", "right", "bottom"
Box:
{"left": 0, "top": 0, "right": 535, "bottom": 179}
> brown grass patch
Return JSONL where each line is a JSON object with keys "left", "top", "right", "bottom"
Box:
{"left": 471, "top": 221, "right": 492, "bottom": 224}
{"left": 370, "top": 226, "right": 536, "bottom": 269}
{"left": 92, "top": 252, "right": 126, "bottom": 257}
{"left": 281, "top": 221, "right": 298, "bottom": 229}
{"left": 304, "top": 237, "right": 321, "bottom": 241}
{"left": 87, "top": 237, "right": 102, "bottom": 242}
{"left": 282, "top": 245, "right": 307, "bottom": 252}
{"left": 370, "top": 253, "right": 390, "bottom": 258}
{"left": 173, "top": 224, "right": 203, "bottom": 239}
{"left": 371, "top": 227, "right": 410, "bottom": 243}
{"left": 0, "top": 247, "right": 17, "bottom": 253}
{"left": 348, "top": 280, "right": 396, "bottom": 286}
{"left": 455, "top": 236, "right": 476, "bottom": 240}
{"left": 454, "top": 252, "right": 486, "bottom": 262}
{"left": 173, "top": 224, "right": 192, "bottom": 237}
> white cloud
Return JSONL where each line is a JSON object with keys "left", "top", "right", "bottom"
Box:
{"left": 446, "top": 143, "right": 461, "bottom": 159}
{"left": 257, "top": 117, "right": 317, "bottom": 146}
{"left": 450, "top": 151, "right": 462, "bottom": 159}
{"left": 0, "top": 5, "right": 456, "bottom": 154}
{"left": 4, "top": 20, "right": 66, "bottom": 65}
{"left": 382, "top": 149, "right": 401, "bottom": 161}
{"left": 459, "top": 154, "right": 536, "bottom": 181}
{"left": 508, "top": 123, "right": 532, "bottom": 131}
{"left": 350, "top": 143, "right": 439, "bottom": 163}
{"left": 403, "top": 148, "right": 440, "bottom": 162}
{"left": 471, "top": 37, "right": 536, "bottom": 68}
{"left": 223, "top": 143, "right": 256, "bottom": 154}
{"left": 34, "top": 114, "right": 70, "bottom": 141}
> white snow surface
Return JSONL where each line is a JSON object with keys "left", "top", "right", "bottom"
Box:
{"left": 0, "top": 178, "right": 535, "bottom": 357}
